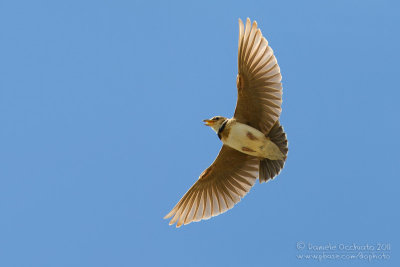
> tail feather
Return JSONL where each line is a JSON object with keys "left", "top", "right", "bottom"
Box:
{"left": 259, "top": 121, "right": 288, "bottom": 183}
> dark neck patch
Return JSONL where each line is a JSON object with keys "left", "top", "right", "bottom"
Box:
{"left": 217, "top": 120, "right": 228, "bottom": 139}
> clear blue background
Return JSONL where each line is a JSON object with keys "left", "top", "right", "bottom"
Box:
{"left": 1, "top": 0, "right": 399, "bottom": 266}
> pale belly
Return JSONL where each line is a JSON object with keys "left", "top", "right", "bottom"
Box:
{"left": 222, "top": 122, "right": 284, "bottom": 160}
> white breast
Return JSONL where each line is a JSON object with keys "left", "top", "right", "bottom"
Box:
{"left": 223, "top": 122, "right": 267, "bottom": 157}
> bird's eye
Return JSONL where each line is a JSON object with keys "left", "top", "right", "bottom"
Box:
{"left": 213, "top": 117, "right": 219, "bottom": 120}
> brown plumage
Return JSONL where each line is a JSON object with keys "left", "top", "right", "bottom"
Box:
{"left": 259, "top": 121, "right": 288, "bottom": 183}
{"left": 165, "top": 18, "right": 288, "bottom": 227}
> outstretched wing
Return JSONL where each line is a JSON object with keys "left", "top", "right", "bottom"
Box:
{"left": 234, "top": 18, "right": 283, "bottom": 134}
{"left": 164, "top": 145, "right": 259, "bottom": 227}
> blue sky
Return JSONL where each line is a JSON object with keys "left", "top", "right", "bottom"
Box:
{"left": 0, "top": 0, "right": 399, "bottom": 266}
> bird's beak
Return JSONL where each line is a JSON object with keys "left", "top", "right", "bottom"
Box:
{"left": 203, "top": 119, "right": 214, "bottom": 126}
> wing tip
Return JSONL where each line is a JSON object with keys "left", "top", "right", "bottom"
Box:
{"left": 164, "top": 206, "right": 177, "bottom": 219}
{"left": 239, "top": 18, "right": 256, "bottom": 27}
{"left": 252, "top": 20, "right": 257, "bottom": 29}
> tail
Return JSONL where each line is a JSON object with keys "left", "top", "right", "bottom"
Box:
{"left": 259, "top": 121, "right": 288, "bottom": 183}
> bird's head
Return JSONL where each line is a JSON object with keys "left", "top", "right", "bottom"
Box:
{"left": 203, "top": 116, "right": 227, "bottom": 133}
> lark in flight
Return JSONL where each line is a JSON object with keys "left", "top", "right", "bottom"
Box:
{"left": 165, "top": 18, "right": 288, "bottom": 227}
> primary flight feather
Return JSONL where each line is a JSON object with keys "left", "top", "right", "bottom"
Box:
{"left": 164, "top": 18, "right": 288, "bottom": 227}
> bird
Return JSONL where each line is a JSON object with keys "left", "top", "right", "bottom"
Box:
{"left": 164, "top": 18, "right": 288, "bottom": 227}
